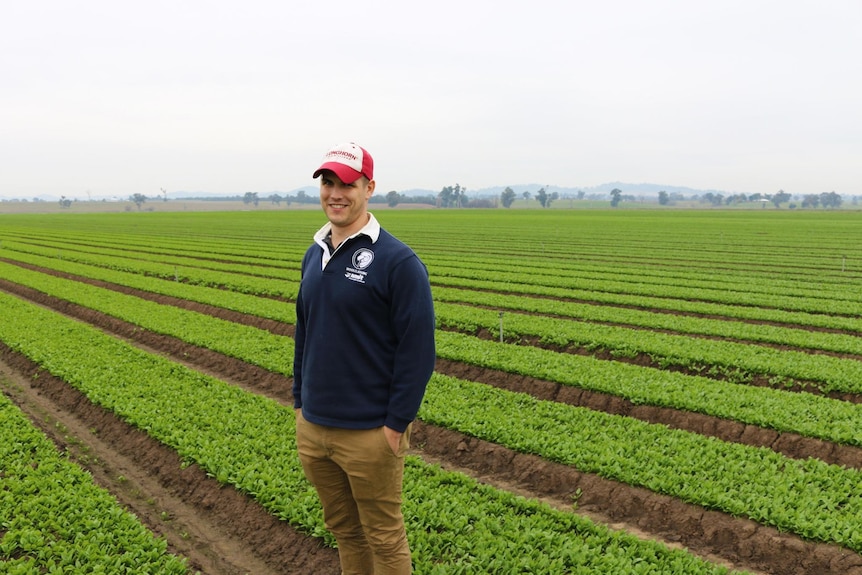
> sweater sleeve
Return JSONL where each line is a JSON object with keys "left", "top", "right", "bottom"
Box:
{"left": 384, "top": 254, "right": 436, "bottom": 432}
{"left": 292, "top": 249, "right": 313, "bottom": 409}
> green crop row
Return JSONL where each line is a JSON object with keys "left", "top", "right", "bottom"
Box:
{"left": 4, "top": 211, "right": 860, "bottom": 278}
{"left": 5, "top": 238, "right": 862, "bottom": 352}
{"left": 421, "top": 249, "right": 860, "bottom": 294}
{"left": 6, "top": 233, "right": 862, "bottom": 334}
{"left": 433, "top": 287, "right": 862, "bottom": 355}
{"left": 4, "top": 261, "right": 861, "bottom": 448}
{"left": 1, "top": 230, "right": 302, "bottom": 268}
{"left": 434, "top": 301, "right": 862, "bottom": 393}
{"left": 0, "top": 392, "right": 189, "bottom": 573}
{"left": 0, "top": 261, "right": 295, "bottom": 376}
{"left": 419, "top": 373, "right": 862, "bottom": 553}
{"left": 4, "top": 254, "right": 861, "bottom": 400}
{"left": 0, "top": 241, "right": 299, "bottom": 299}
{"left": 433, "top": 330, "right": 862, "bottom": 446}
{"left": 388, "top": 211, "right": 862, "bottom": 274}
{"left": 6, "top": 228, "right": 858, "bottom": 308}
{"left": 9, "top": 218, "right": 860, "bottom": 300}
{"left": 0, "top": 291, "right": 742, "bottom": 574}
{"left": 0, "top": 255, "right": 297, "bottom": 324}
{"left": 15, "top": 235, "right": 303, "bottom": 281}
{"left": 431, "top": 272, "right": 862, "bottom": 327}
{"left": 428, "top": 260, "right": 858, "bottom": 309}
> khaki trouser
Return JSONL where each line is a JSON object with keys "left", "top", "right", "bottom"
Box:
{"left": 296, "top": 412, "right": 412, "bottom": 575}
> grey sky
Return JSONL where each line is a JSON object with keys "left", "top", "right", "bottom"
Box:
{"left": 2, "top": 0, "right": 860, "bottom": 200}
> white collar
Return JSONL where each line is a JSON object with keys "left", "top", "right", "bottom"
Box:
{"left": 313, "top": 212, "right": 381, "bottom": 247}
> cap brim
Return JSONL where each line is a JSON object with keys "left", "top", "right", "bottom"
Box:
{"left": 313, "top": 162, "right": 363, "bottom": 184}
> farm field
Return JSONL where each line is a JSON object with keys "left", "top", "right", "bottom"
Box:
{"left": 1, "top": 208, "right": 862, "bottom": 574}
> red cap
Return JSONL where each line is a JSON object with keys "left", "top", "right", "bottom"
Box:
{"left": 312, "top": 142, "right": 374, "bottom": 184}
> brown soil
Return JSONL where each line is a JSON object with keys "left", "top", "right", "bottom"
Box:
{"left": 2, "top": 272, "right": 862, "bottom": 574}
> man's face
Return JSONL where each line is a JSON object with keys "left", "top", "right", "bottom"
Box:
{"left": 319, "top": 170, "right": 375, "bottom": 233}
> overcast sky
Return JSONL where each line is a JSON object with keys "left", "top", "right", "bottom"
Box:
{"left": 2, "top": 0, "right": 860, "bottom": 200}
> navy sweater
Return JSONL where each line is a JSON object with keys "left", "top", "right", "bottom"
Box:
{"left": 293, "top": 226, "right": 436, "bottom": 433}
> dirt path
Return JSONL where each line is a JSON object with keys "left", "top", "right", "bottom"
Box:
{"left": 3, "top": 277, "right": 862, "bottom": 573}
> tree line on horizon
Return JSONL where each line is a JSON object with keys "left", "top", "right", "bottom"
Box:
{"left": 45, "top": 187, "right": 852, "bottom": 210}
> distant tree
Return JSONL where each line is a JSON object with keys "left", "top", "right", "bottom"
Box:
{"left": 295, "top": 190, "right": 309, "bottom": 204}
{"left": 534, "top": 188, "right": 558, "bottom": 208}
{"left": 522, "top": 191, "right": 531, "bottom": 204}
{"left": 160, "top": 187, "right": 168, "bottom": 202}
{"left": 500, "top": 186, "right": 516, "bottom": 208}
{"left": 535, "top": 187, "right": 548, "bottom": 208}
{"left": 610, "top": 188, "right": 622, "bottom": 207}
{"left": 700, "top": 192, "right": 724, "bottom": 206}
{"left": 452, "top": 184, "right": 465, "bottom": 208}
{"left": 243, "top": 192, "right": 259, "bottom": 206}
{"left": 658, "top": 190, "right": 670, "bottom": 205}
{"left": 820, "top": 191, "right": 842, "bottom": 208}
{"left": 801, "top": 194, "right": 820, "bottom": 208}
{"left": 437, "top": 186, "right": 453, "bottom": 208}
{"left": 386, "top": 190, "right": 400, "bottom": 207}
{"left": 576, "top": 190, "right": 585, "bottom": 200}
{"left": 58, "top": 196, "right": 72, "bottom": 208}
{"left": 437, "top": 184, "right": 465, "bottom": 208}
{"left": 772, "top": 190, "right": 791, "bottom": 207}
{"left": 269, "top": 193, "right": 282, "bottom": 206}
{"left": 130, "top": 193, "right": 147, "bottom": 210}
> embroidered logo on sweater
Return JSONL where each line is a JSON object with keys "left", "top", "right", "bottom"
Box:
{"left": 352, "top": 249, "right": 374, "bottom": 270}
{"left": 345, "top": 248, "right": 374, "bottom": 283}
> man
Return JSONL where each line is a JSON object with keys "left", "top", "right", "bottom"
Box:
{"left": 293, "top": 142, "right": 436, "bottom": 574}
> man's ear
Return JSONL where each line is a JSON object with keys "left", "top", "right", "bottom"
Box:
{"left": 366, "top": 179, "right": 376, "bottom": 198}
